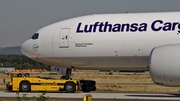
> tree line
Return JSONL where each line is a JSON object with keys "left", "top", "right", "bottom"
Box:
{"left": 0, "top": 55, "right": 50, "bottom": 70}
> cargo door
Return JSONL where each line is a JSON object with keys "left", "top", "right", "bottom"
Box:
{"left": 59, "top": 28, "right": 70, "bottom": 48}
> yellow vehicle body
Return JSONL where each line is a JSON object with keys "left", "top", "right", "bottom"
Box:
{"left": 11, "top": 77, "right": 78, "bottom": 91}
{"left": 6, "top": 73, "right": 79, "bottom": 93}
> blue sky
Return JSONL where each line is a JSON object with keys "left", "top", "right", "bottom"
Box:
{"left": 0, "top": 0, "right": 180, "bottom": 47}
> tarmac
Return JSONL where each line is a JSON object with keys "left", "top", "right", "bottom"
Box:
{"left": 0, "top": 91, "right": 180, "bottom": 101}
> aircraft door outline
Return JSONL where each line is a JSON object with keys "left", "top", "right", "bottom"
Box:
{"left": 59, "top": 28, "right": 70, "bottom": 48}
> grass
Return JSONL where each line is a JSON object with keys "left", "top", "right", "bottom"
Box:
{"left": 0, "top": 98, "right": 123, "bottom": 101}
{"left": 1, "top": 72, "right": 180, "bottom": 93}
{"left": 0, "top": 97, "right": 80, "bottom": 101}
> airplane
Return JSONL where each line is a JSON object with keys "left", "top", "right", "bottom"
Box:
{"left": 21, "top": 11, "right": 180, "bottom": 87}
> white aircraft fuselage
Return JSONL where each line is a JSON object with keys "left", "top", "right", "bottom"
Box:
{"left": 21, "top": 12, "right": 180, "bottom": 70}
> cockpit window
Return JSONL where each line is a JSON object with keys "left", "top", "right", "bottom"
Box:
{"left": 31, "top": 33, "right": 39, "bottom": 40}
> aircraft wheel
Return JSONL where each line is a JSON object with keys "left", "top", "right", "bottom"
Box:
{"left": 82, "top": 85, "right": 91, "bottom": 92}
{"left": 64, "top": 82, "right": 76, "bottom": 93}
{"left": 20, "top": 81, "right": 31, "bottom": 92}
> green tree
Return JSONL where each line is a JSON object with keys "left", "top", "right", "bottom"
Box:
{"left": 22, "top": 63, "right": 33, "bottom": 69}
{"left": 0, "top": 55, "right": 50, "bottom": 70}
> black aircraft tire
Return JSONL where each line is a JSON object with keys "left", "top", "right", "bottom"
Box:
{"left": 19, "top": 81, "right": 31, "bottom": 92}
{"left": 83, "top": 90, "right": 90, "bottom": 92}
{"left": 82, "top": 85, "right": 91, "bottom": 92}
{"left": 64, "top": 82, "right": 76, "bottom": 93}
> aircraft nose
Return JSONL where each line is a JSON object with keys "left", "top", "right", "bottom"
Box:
{"left": 21, "top": 40, "right": 36, "bottom": 57}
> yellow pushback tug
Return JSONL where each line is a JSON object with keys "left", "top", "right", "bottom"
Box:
{"left": 6, "top": 73, "right": 96, "bottom": 93}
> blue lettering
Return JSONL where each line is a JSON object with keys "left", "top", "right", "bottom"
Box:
{"left": 104, "top": 22, "right": 112, "bottom": 32}
{"left": 84, "top": 25, "right": 93, "bottom": 33}
{"left": 76, "top": 23, "right": 84, "bottom": 33}
{"left": 112, "top": 24, "right": 121, "bottom": 32}
{"left": 121, "top": 24, "right": 130, "bottom": 32}
{"left": 151, "top": 20, "right": 163, "bottom": 31}
{"left": 172, "top": 22, "right": 179, "bottom": 31}
{"left": 139, "top": 23, "right": 147, "bottom": 32}
{"left": 76, "top": 20, "right": 180, "bottom": 33}
{"left": 178, "top": 24, "right": 180, "bottom": 33}
{"left": 99, "top": 22, "right": 104, "bottom": 32}
{"left": 163, "top": 22, "right": 171, "bottom": 31}
{"left": 130, "top": 23, "right": 138, "bottom": 32}
{"left": 93, "top": 22, "right": 99, "bottom": 32}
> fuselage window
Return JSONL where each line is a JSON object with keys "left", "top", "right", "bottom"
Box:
{"left": 31, "top": 33, "right": 39, "bottom": 40}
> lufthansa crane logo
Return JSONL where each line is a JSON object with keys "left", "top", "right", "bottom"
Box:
{"left": 33, "top": 44, "right": 39, "bottom": 51}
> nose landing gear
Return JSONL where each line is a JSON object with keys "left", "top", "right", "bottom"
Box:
{"left": 59, "top": 68, "right": 96, "bottom": 92}
{"left": 60, "top": 68, "right": 72, "bottom": 80}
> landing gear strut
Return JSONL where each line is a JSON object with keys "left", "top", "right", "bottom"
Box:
{"left": 60, "top": 68, "right": 72, "bottom": 80}
{"left": 60, "top": 68, "right": 96, "bottom": 92}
